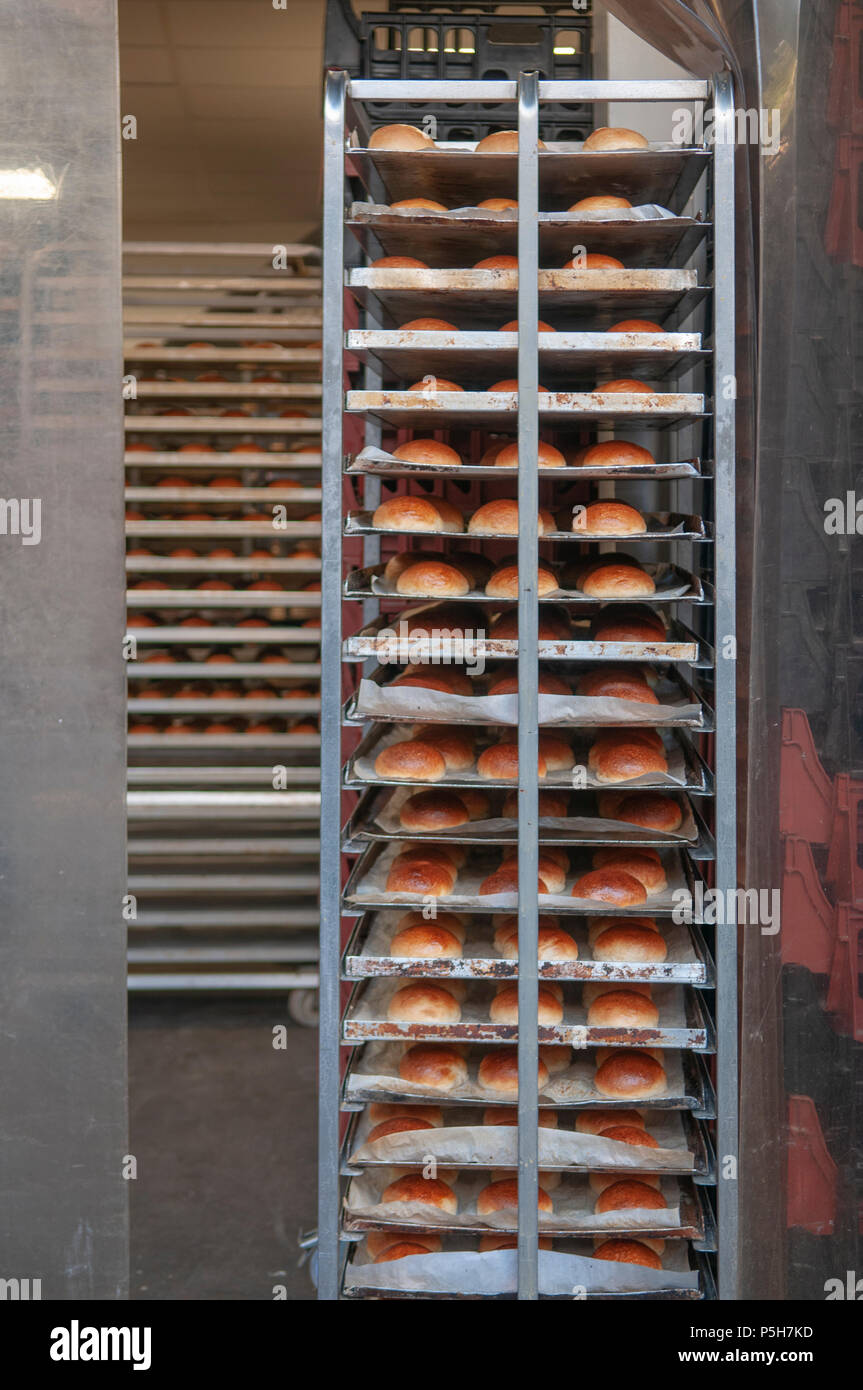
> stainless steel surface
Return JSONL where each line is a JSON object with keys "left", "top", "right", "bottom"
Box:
{"left": 0, "top": 0, "right": 128, "bottom": 1297}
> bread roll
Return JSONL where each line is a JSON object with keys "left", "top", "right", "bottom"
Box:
{"left": 576, "top": 668, "right": 657, "bottom": 703}
{"left": 579, "top": 563, "right": 655, "bottom": 599}
{"left": 403, "top": 842, "right": 467, "bottom": 869}
{"left": 374, "top": 740, "right": 448, "bottom": 782}
{"left": 479, "top": 1234, "right": 554, "bottom": 1252}
{"left": 537, "top": 733, "right": 575, "bottom": 773}
{"left": 599, "top": 378, "right": 652, "bottom": 393}
{"left": 475, "top": 131, "right": 546, "bottom": 153}
{"left": 488, "top": 669, "right": 570, "bottom": 697}
{"left": 592, "top": 616, "right": 666, "bottom": 643}
{"left": 391, "top": 198, "right": 448, "bottom": 212}
{"left": 583, "top": 127, "right": 649, "bottom": 152}
{"left": 399, "top": 1043, "right": 468, "bottom": 1091}
{"left": 367, "top": 1115, "right": 437, "bottom": 1143}
{"left": 563, "top": 252, "right": 625, "bottom": 270}
{"left": 492, "top": 913, "right": 561, "bottom": 952}
{"left": 469, "top": 499, "right": 554, "bottom": 536}
{"left": 474, "top": 255, "right": 519, "bottom": 270}
{"left": 373, "top": 255, "right": 429, "bottom": 269}
{"left": 373, "top": 496, "right": 462, "bottom": 534}
{"left": 366, "top": 1229, "right": 443, "bottom": 1259}
{"left": 411, "top": 723, "right": 474, "bottom": 767}
{"left": 583, "top": 981, "right": 652, "bottom": 1008}
{"left": 540, "top": 1044, "right": 571, "bottom": 1076}
{"left": 572, "top": 501, "right": 647, "bottom": 536}
{"left": 373, "top": 1240, "right": 439, "bottom": 1263}
{"left": 386, "top": 857, "right": 455, "bottom": 896}
{"left": 493, "top": 440, "right": 566, "bottom": 469}
{"left": 608, "top": 318, "right": 664, "bottom": 333}
{"left": 587, "top": 915, "right": 659, "bottom": 943}
{"left": 501, "top": 788, "right": 570, "bottom": 817}
{"left": 407, "top": 377, "right": 463, "bottom": 393}
{"left": 589, "top": 1169, "right": 661, "bottom": 1196}
{"left": 397, "top": 789, "right": 472, "bottom": 828}
{"left": 588, "top": 735, "right": 668, "bottom": 784}
{"left": 477, "top": 1178, "right": 553, "bottom": 1215}
{"left": 498, "top": 320, "right": 556, "bottom": 333}
{"left": 479, "top": 440, "right": 510, "bottom": 465}
{"left": 388, "top": 983, "right": 462, "bottom": 1023}
{"left": 483, "top": 1106, "right": 559, "bottom": 1129}
{"left": 488, "top": 984, "right": 563, "bottom": 1026}
{"left": 485, "top": 563, "right": 559, "bottom": 600}
{"left": 596, "top": 1046, "right": 663, "bottom": 1066}
{"left": 477, "top": 741, "right": 548, "bottom": 782}
{"left": 599, "top": 1124, "right": 660, "bottom": 1149}
{"left": 381, "top": 1173, "right": 458, "bottom": 1212}
{"left": 574, "top": 440, "right": 655, "bottom": 469}
{"left": 392, "top": 439, "right": 463, "bottom": 467}
{"left": 393, "top": 909, "right": 467, "bottom": 945}
{"left": 610, "top": 791, "right": 683, "bottom": 832}
{"left": 593, "top": 925, "right": 668, "bottom": 964}
{"left": 476, "top": 197, "right": 518, "bottom": 210}
{"left": 571, "top": 868, "right": 647, "bottom": 906}
{"left": 487, "top": 378, "right": 550, "bottom": 394}
{"left": 592, "top": 1239, "right": 662, "bottom": 1270}
{"left": 369, "top": 123, "right": 435, "bottom": 151}
{"left": 489, "top": 608, "right": 572, "bottom": 642}
{"left": 591, "top": 848, "right": 667, "bottom": 893}
{"left": 586, "top": 990, "right": 660, "bottom": 1027}
{"left": 568, "top": 194, "right": 633, "bottom": 212}
{"left": 395, "top": 561, "right": 471, "bottom": 598}
{"left": 478, "top": 1048, "right": 549, "bottom": 1095}
{"left": 456, "top": 788, "right": 491, "bottom": 820}
{"left": 500, "top": 924, "right": 579, "bottom": 962}
{"left": 479, "top": 866, "right": 550, "bottom": 896}
{"left": 399, "top": 317, "right": 457, "bottom": 330}
{"left": 594, "top": 1050, "right": 667, "bottom": 1099}
{"left": 575, "top": 1108, "right": 646, "bottom": 1135}
{"left": 390, "top": 919, "right": 462, "bottom": 959}
{"left": 595, "top": 1179, "right": 667, "bottom": 1214}
{"left": 391, "top": 667, "right": 474, "bottom": 697}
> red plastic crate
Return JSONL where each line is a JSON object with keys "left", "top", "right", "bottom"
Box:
{"left": 826, "top": 905, "right": 863, "bottom": 1040}
{"left": 780, "top": 709, "right": 834, "bottom": 843}
{"left": 786, "top": 1095, "right": 838, "bottom": 1235}
{"left": 781, "top": 837, "right": 835, "bottom": 973}
{"left": 825, "top": 774, "right": 863, "bottom": 903}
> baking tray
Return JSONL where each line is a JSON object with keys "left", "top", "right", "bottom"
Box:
{"left": 341, "top": 979, "right": 714, "bottom": 1051}
{"left": 341, "top": 910, "right": 715, "bottom": 987}
{"left": 341, "top": 1236, "right": 712, "bottom": 1300}
{"left": 128, "top": 698, "right": 319, "bottom": 716}
{"left": 127, "top": 591, "right": 320, "bottom": 610}
{"left": 341, "top": 1042, "right": 717, "bottom": 1119}
{"left": 347, "top": 444, "right": 707, "bottom": 482}
{"left": 125, "top": 625, "right": 319, "bottom": 645}
{"left": 347, "top": 204, "right": 710, "bottom": 270}
{"left": 128, "top": 662, "right": 320, "bottom": 679}
{"left": 125, "top": 416, "right": 321, "bottom": 434}
{"left": 345, "top": 328, "right": 708, "bottom": 386}
{"left": 344, "top": 564, "right": 708, "bottom": 608}
{"left": 341, "top": 838, "right": 707, "bottom": 919}
{"left": 127, "top": 558, "right": 320, "bottom": 576}
{"left": 345, "top": 512, "right": 708, "bottom": 543}
{"left": 345, "top": 389, "right": 707, "bottom": 429}
{"left": 346, "top": 146, "right": 711, "bottom": 217}
{"left": 127, "top": 521, "right": 321, "bottom": 539}
{"left": 344, "top": 721, "right": 711, "bottom": 793}
{"left": 135, "top": 382, "right": 321, "bottom": 401}
{"left": 341, "top": 1102, "right": 713, "bottom": 1178}
{"left": 126, "top": 487, "right": 320, "bottom": 504}
{"left": 126, "top": 732, "right": 319, "bottom": 750}
{"left": 124, "top": 344, "right": 321, "bottom": 365}
{"left": 344, "top": 662, "right": 711, "bottom": 730}
{"left": 125, "top": 451, "right": 322, "bottom": 468}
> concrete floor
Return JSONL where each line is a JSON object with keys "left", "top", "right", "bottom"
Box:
{"left": 129, "top": 997, "right": 317, "bottom": 1300}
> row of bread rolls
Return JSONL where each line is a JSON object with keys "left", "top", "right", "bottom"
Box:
{"left": 374, "top": 252, "right": 645, "bottom": 272}
{"left": 394, "top": 785, "right": 682, "bottom": 832}
{"left": 132, "top": 646, "right": 305, "bottom": 664}
{"left": 384, "top": 908, "right": 668, "bottom": 965}
{"left": 395, "top": 1043, "right": 669, "bottom": 1099}
{"left": 129, "top": 614, "right": 319, "bottom": 630}
{"left": 381, "top": 555, "right": 658, "bottom": 600}
{"left": 374, "top": 725, "right": 669, "bottom": 785}
{"left": 386, "top": 661, "right": 659, "bottom": 701}
{"left": 372, "top": 1169, "right": 668, "bottom": 1220}
{"left": 373, "top": 495, "right": 651, "bottom": 537}
{"left": 369, "top": 125, "right": 649, "bottom": 154}
{"left": 131, "top": 683, "right": 315, "bottom": 699}
{"left": 365, "top": 1229, "right": 664, "bottom": 1269}
{"left": 379, "top": 600, "right": 667, "bottom": 645}
{"left": 383, "top": 193, "right": 644, "bottom": 218}
{"left": 128, "top": 717, "right": 317, "bottom": 735}
{"left": 388, "top": 436, "right": 658, "bottom": 471}
{"left": 382, "top": 976, "right": 663, "bottom": 1027}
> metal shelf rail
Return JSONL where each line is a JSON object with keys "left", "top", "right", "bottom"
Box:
{"left": 319, "top": 76, "right": 737, "bottom": 1299}
{"left": 123, "top": 243, "right": 323, "bottom": 1006}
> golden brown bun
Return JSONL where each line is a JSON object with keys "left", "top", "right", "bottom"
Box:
{"left": 568, "top": 194, "right": 633, "bottom": 212}
{"left": 580, "top": 564, "right": 655, "bottom": 599}
{"left": 476, "top": 197, "right": 518, "bottom": 210}
{"left": 583, "top": 127, "right": 649, "bottom": 152}
{"left": 367, "top": 1115, "right": 437, "bottom": 1143}
{"left": 611, "top": 792, "right": 683, "bottom": 832}
{"left": 489, "top": 608, "right": 572, "bottom": 642}
{"left": 400, "top": 318, "right": 458, "bottom": 332}
{"left": 478, "top": 1048, "right": 549, "bottom": 1095}
{"left": 381, "top": 1173, "right": 458, "bottom": 1212}
{"left": 477, "top": 1178, "right": 553, "bottom": 1215}
{"left": 483, "top": 1106, "right": 559, "bottom": 1129}
{"left": 493, "top": 441, "right": 566, "bottom": 469}
{"left": 488, "top": 669, "right": 570, "bottom": 697}
{"left": 600, "top": 378, "right": 652, "bottom": 393}
{"left": 388, "top": 983, "right": 462, "bottom": 1023}
{"left": 473, "top": 254, "right": 519, "bottom": 270}
{"left": 571, "top": 869, "right": 647, "bottom": 907}
{"left": 608, "top": 318, "right": 664, "bottom": 333}
{"left": 586, "top": 990, "right": 660, "bottom": 1028}
{"left": 575, "top": 1108, "right": 645, "bottom": 1135}
{"left": 373, "top": 255, "right": 429, "bottom": 269}
{"left": 539, "top": 1044, "right": 571, "bottom": 1076}
{"left": 469, "top": 499, "right": 554, "bottom": 536}
{"left": 485, "top": 564, "right": 559, "bottom": 600}
{"left": 399, "top": 1044, "right": 469, "bottom": 1091}
{"left": 373, "top": 496, "right": 456, "bottom": 532}
{"left": 593, "top": 925, "right": 668, "bottom": 964}
{"left": 595, "top": 1179, "right": 667, "bottom": 1214}
{"left": 597, "top": 1046, "right": 663, "bottom": 1066}
{"left": 576, "top": 669, "right": 657, "bottom": 703}
{"left": 390, "top": 922, "right": 463, "bottom": 958}
{"left": 370, "top": 123, "right": 436, "bottom": 151}
{"left": 391, "top": 667, "right": 473, "bottom": 697}
{"left": 398, "top": 791, "right": 472, "bottom": 831}
{"left": 493, "top": 913, "right": 560, "bottom": 952}
{"left": 588, "top": 736, "right": 668, "bottom": 785}
{"left": 488, "top": 378, "right": 550, "bottom": 393}
{"left": 488, "top": 984, "right": 563, "bottom": 1026}
{"left": 501, "top": 788, "right": 570, "bottom": 818}
{"left": 594, "top": 1050, "right": 667, "bottom": 1100}
{"left": 386, "top": 857, "right": 454, "bottom": 896}
{"left": 479, "top": 1233, "right": 554, "bottom": 1252}
{"left": 390, "top": 849, "right": 457, "bottom": 892}
{"left": 411, "top": 724, "right": 475, "bottom": 771}
{"left": 395, "top": 561, "right": 471, "bottom": 598}
{"left": 477, "top": 741, "right": 548, "bottom": 782}
{"left": 479, "top": 440, "right": 510, "bottom": 465}
{"left": 393, "top": 909, "right": 466, "bottom": 944}
{"left": 454, "top": 788, "right": 490, "bottom": 820}
{"left": 592, "top": 618, "right": 667, "bottom": 644}
{"left": 592, "top": 1239, "right": 662, "bottom": 1269}
{"left": 373, "top": 1240, "right": 438, "bottom": 1263}
{"left": 563, "top": 252, "right": 625, "bottom": 270}
{"left": 366, "top": 1228, "right": 443, "bottom": 1259}
{"left": 575, "top": 440, "right": 656, "bottom": 469}
{"left": 589, "top": 1168, "right": 661, "bottom": 1196}
{"left": 475, "top": 131, "right": 547, "bottom": 153}
{"left": 587, "top": 914, "right": 659, "bottom": 941}
{"left": 374, "top": 740, "right": 447, "bottom": 782}
{"left": 599, "top": 1124, "right": 660, "bottom": 1148}
{"left": 572, "top": 501, "right": 647, "bottom": 536}
{"left": 500, "top": 925, "right": 579, "bottom": 962}
{"left": 537, "top": 733, "right": 575, "bottom": 773}
{"left": 391, "top": 198, "right": 448, "bottom": 212}
{"left": 407, "top": 377, "right": 463, "bottom": 393}
{"left": 583, "top": 981, "right": 652, "bottom": 1008}
{"left": 480, "top": 866, "right": 550, "bottom": 897}
{"left": 392, "top": 438, "right": 463, "bottom": 467}
{"left": 498, "top": 320, "right": 556, "bottom": 333}
{"left": 591, "top": 848, "right": 667, "bottom": 893}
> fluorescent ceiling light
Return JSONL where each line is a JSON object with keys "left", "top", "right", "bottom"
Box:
{"left": 0, "top": 168, "right": 57, "bottom": 199}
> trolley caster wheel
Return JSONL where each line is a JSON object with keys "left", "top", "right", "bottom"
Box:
{"left": 288, "top": 989, "right": 319, "bottom": 1028}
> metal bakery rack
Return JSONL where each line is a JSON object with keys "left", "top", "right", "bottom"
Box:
{"left": 319, "top": 75, "right": 737, "bottom": 1298}
{"left": 123, "top": 243, "right": 322, "bottom": 1013}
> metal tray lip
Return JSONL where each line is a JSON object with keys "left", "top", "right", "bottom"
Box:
{"left": 339, "top": 976, "right": 715, "bottom": 1052}
{"left": 344, "top": 513, "right": 709, "bottom": 544}
{"left": 346, "top": 327, "right": 704, "bottom": 349}
{"left": 344, "top": 719, "right": 709, "bottom": 795}
{"left": 343, "top": 564, "right": 708, "bottom": 610}
{"left": 345, "top": 450, "right": 709, "bottom": 482}
{"left": 349, "top": 266, "right": 700, "bottom": 289}
{"left": 343, "top": 629, "right": 701, "bottom": 663}
{"left": 345, "top": 388, "right": 708, "bottom": 418}
{"left": 125, "top": 450, "right": 322, "bottom": 467}
{"left": 340, "top": 836, "right": 707, "bottom": 920}
{"left": 340, "top": 910, "right": 716, "bottom": 989}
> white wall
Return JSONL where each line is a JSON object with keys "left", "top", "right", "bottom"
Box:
{"left": 595, "top": 9, "right": 696, "bottom": 144}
